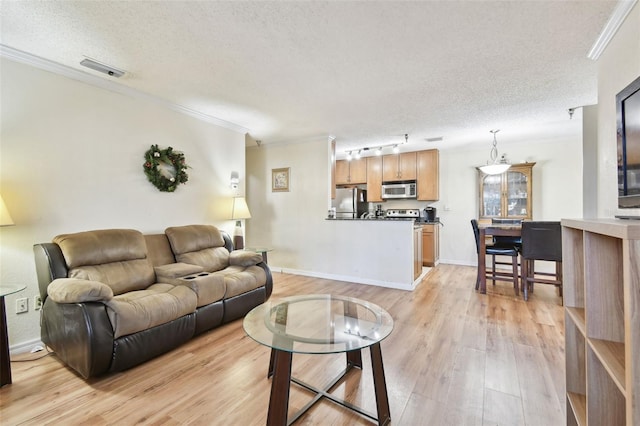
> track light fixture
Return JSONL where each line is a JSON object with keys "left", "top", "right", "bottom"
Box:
{"left": 343, "top": 133, "right": 409, "bottom": 160}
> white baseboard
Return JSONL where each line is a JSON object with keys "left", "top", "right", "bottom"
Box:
{"left": 10, "top": 338, "right": 45, "bottom": 355}
{"left": 271, "top": 265, "right": 433, "bottom": 292}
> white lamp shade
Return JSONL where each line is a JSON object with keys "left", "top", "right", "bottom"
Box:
{"left": 0, "top": 194, "right": 14, "bottom": 226}
{"left": 479, "top": 163, "right": 511, "bottom": 175}
{"left": 231, "top": 197, "right": 251, "bottom": 220}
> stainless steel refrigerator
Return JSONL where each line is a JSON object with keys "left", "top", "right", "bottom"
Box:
{"left": 331, "top": 188, "right": 368, "bottom": 219}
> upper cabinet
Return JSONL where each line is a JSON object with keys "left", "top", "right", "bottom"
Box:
{"left": 383, "top": 152, "right": 416, "bottom": 182}
{"left": 336, "top": 158, "right": 367, "bottom": 185}
{"left": 367, "top": 156, "right": 384, "bottom": 202}
{"left": 417, "top": 149, "right": 439, "bottom": 201}
{"left": 335, "top": 149, "right": 439, "bottom": 201}
{"left": 478, "top": 162, "right": 535, "bottom": 219}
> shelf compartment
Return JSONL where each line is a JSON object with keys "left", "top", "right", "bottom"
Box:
{"left": 584, "top": 232, "right": 624, "bottom": 343}
{"left": 567, "top": 392, "right": 587, "bottom": 426}
{"left": 566, "top": 313, "right": 586, "bottom": 425}
{"left": 587, "top": 345, "right": 626, "bottom": 425}
{"left": 588, "top": 338, "right": 626, "bottom": 396}
{"left": 562, "top": 227, "right": 584, "bottom": 309}
{"left": 566, "top": 307, "right": 586, "bottom": 336}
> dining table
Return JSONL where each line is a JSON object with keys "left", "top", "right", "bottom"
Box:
{"left": 477, "top": 222, "right": 522, "bottom": 294}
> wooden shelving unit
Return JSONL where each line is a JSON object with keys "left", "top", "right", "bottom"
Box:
{"left": 562, "top": 219, "right": 640, "bottom": 426}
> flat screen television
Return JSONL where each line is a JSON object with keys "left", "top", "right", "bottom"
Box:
{"left": 617, "top": 75, "right": 640, "bottom": 210}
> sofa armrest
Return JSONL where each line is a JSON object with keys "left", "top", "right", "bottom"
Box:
{"left": 229, "top": 250, "right": 263, "bottom": 267}
{"left": 154, "top": 262, "right": 204, "bottom": 280}
{"left": 48, "top": 278, "right": 114, "bottom": 304}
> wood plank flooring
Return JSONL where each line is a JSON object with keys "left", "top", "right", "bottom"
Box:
{"left": 0, "top": 264, "right": 565, "bottom": 425}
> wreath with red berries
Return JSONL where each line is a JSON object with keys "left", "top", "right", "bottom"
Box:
{"left": 143, "top": 144, "right": 189, "bottom": 192}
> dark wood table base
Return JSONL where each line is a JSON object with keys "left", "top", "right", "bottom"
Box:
{"left": 266, "top": 343, "right": 391, "bottom": 426}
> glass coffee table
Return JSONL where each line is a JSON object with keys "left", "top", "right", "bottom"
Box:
{"left": 243, "top": 294, "right": 394, "bottom": 425}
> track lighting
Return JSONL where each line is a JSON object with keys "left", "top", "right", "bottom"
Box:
{"left": 342, "top": 134, "right": 409, "bottom": 159}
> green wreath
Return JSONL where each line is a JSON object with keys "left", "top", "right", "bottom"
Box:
{"left": 143, "top": 144, "right": 189, "bottom": 192}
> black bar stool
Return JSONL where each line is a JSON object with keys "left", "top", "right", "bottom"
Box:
{"left": 471, "top": 219, "right": 520, "bottom": 295}
{"left": 520, "top": 221, "right": 563, "bottom": 302}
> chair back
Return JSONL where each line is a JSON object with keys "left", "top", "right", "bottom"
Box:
{"left": 470, "top": 219, "right": 480, "bottom": 254}
{"left": 521, "top": 221, "right": 562, "bottom": 262}
{"left": 491, "top": 218, "right": 522, "bottom": 246}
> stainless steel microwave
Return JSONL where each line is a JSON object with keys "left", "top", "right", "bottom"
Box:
{"left": 381, "top": 182, "right": 416, "bottom": 199}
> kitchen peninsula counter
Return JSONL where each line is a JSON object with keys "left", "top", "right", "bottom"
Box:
{"left": 315, "top": 218, "right": 427, "bottom": 291}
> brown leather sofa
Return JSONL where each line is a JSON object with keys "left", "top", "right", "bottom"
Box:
{"left": 33, "top": 224, "right": 272, "bottom": 379}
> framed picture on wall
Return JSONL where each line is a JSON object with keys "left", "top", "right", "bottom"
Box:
{"left": 272, "top": 167, "right": 290, "bottom": 192}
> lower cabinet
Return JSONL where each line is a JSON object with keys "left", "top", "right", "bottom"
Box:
{"left": 413, "top": 226, "right": 423, "bottom": 280}
{"left": 422, "top": 224, "right": 439, "bottom": 267}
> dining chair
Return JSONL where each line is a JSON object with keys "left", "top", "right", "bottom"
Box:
{"left": 520, "top": 221, "right": 562, "bottom": 302}
{"left": 491, "top": 218, "right": 523, "bottom": 248}
{"left": 471, "top": 219, "right": 520, "bottom": 295}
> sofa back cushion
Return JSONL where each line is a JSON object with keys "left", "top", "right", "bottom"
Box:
{"left": 165, "top": 225, "right": 230, "bottom": 272}
{"left": 144, "top": 234, "right": 176, "bottom": 267}
{"left": 53, "top": 229, "right": 155, "bottom": 295}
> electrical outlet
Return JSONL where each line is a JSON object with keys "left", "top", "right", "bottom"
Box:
{"left": 34, "top": 295, "right": 42, "bottom": 311}
{"left": 16, "top": 297, "right": 28, "bottom": 314}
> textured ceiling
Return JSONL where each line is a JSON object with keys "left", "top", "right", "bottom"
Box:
{"left": 0, "top": 1, "right": 618, "bottom": 156}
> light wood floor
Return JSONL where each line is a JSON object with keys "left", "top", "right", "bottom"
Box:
{"left": 0, "top": 264, "right": 565, "bottom": 425}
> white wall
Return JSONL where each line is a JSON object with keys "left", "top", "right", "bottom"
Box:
{"left": 245, "top": 131, "right": 583, "bottom": 277}
{"left": 245, "top": 138, "right": 331, "bottom": 270}
{"left": 437, "top": 134, "right": 584, "bottom": 266}
{"left": 596, "top": 3, "right": 640, "bottom": 218}
{"left": 0, "top": 59, "right": 246, "bottom": 349}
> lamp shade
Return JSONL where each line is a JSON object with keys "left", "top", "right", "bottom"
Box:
{"left": 230, "top": 197, "right": 251, "bottom": 220}
{"left": 0, "top": 194, "right": 14, "bottom": 226}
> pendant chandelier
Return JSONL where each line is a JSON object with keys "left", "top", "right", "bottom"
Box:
{"left": 479, "top": 130, "right": 511, "bottom": 175}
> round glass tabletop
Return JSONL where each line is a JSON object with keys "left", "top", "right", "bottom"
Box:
{"left": 243, "top": 294, "right": 394, "bottom": 354}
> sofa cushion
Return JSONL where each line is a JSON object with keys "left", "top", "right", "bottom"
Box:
{"left": 165, "top": 225, "right": 230, "bottom": 272}
{"left": 165, "top": 225, "right": 225, "bottom": 254}
{"left": 105, "top": 283, "right": 197, "bottom": 339}
{"left": 48, "top": 278, "right": 114, "bottom": 303}
{"left": 229, "top": 250, "right": 263, "bottom": 267}
{"left": 54, "top": 229, "right": 155, "bottom": 295}
{"left": 154, "top": 262, "right": 204, "bottom": 279}
{"left": 212, "top": 265, "right": 267, "bottom": 299}
{"left": 145, "top": 234, "right": 176, "bottom": 267}
{"left": 178, "top": 273, "right": 226, "bottom": 307}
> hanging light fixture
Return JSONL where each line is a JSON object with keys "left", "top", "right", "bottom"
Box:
{"left": 479, "top": 130, "right": 511, "bottom": 175}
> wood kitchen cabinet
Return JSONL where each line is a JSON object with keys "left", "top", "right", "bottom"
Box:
{"left": 383, "top": 152, "right": 416, "bottom": 182}
{"left": 336, "top": 158, "right": 367, "bottom": 185}
{"left": 421, "top": 223, "right": 439, "bottom": 267}
{"left": 366, "top": 156, "right": 384, "bottom": 202}
{"left": 413, "top": 226, "right": 423, "bottom": 280}
{"left": 417, "top": 149, "right": 439, "bottom": 201}
{"left": 478, "top": 162, "right": 535, "bottom": 220}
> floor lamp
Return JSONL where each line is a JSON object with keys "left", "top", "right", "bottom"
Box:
{"left": 230, "top": 196, "right": 251, "bottom": 249}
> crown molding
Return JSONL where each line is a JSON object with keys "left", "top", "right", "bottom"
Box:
{"left": 0, "top": 44, "right": 250, "bottom": 134}
{"left": 587, "top": 0, "right": 638, "bottom": 61}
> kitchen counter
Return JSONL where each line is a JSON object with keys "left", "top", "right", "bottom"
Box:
{"left": 320, "top": 218, "right": 427, "bottom": 291}
{"left": 325, "top": 217, "right": 415, "bottom": 221}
